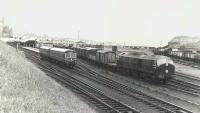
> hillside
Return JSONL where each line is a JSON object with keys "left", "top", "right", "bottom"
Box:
{"left": 0, "top": 41, "right": 98, "bottom": 113}
{"left": 168, "top": 36, "right": 200, "bottom": 49}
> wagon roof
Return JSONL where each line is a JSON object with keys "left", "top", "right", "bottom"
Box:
{"left": 121, "top": 54, "right": 170, "bottom": 60}
{"left": 119, "top": 51, "right": 154, "bottom": 56}
{"left": 40, "top": 46, "right": 51, "bottom": 50}
{"left": 97, "top": 50, "right": 114, "bottom": 53}
{"left": 85, "top": 47, "right": 99, "bottom": 50}
{"left": 50, "top": 47, "right": 73, "bottom": 52}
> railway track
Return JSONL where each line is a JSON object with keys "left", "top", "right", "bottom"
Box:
{"left": 173, "top": 59, "right": 200, "bottom": 69}
{"left": 164, "top": 72, "right": 200, "bottom": 96}
{"left": 24, "top": 50, "right": 141, "bottom": 113}
{"left": 166, "top": 79, "right": 200, "bottom": 96}
{"left": 78, "top": 59, "right": 200, "bottom": 96}
{"left": 72, "top": 60, "right": 193, "bottom": 113}
{"left": 22, "top": 48, "right": 193, "bottom": 113}
{"left": 175, "top": 72, "right": 200, "bottom": 82}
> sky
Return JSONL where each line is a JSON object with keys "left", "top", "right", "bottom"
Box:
{"left": 1, "top": 0, "right": 200, "bottom": 46}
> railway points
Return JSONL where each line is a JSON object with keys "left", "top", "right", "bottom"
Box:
{"left": 19, "top": 46, "right": 200, "bottom": 113}
{"left": 0, "top": 42, "right": 98, "bottom": 113}
{"left": 4, "top": 2, "right": 200, "bottom": 112}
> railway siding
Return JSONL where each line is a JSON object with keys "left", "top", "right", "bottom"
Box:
{"left": 25, "top": 49, "right": 142, "bottom": 113}
{"left": 175, "top": 63, "right": 200, "bottom": 79}
{"left": 0, "top": 43, "right": 98, "bottom": 113}
{"left": 22, "top": 46, "right": 200, "bottom": 113}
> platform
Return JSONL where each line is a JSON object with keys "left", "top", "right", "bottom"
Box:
{"left": 21, "top": 46, "right": 39, "bottom": 53}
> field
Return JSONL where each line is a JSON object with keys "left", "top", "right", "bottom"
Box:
{"left": 0, "top": 41, "right": 98, "bottom": 113}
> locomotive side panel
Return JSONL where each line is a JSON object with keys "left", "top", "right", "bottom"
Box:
{"left": 117, "top": 54, "right": 174, "bottom": 83}
{"left": 39, "top": 47, "right": 51, "bottom": 59}
{"left": 117, "top": 56, "right": 139, "bottom": 70}
{"left": 140, "top": 59, "right": 155, "bottom": 73}
{"left": 50, "top": 50, "right": 65, "bottom": 62}
{"left": 49, "top": 48, "right": 76, "bottom": 68}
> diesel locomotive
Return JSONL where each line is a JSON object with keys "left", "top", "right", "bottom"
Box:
{"left": 117, "top": 51, "right": 175, "bottom": 83}
{"left": 39, "top": 46, "right": 77, "bottom": 68}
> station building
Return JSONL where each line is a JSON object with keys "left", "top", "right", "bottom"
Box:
{"left": 20, "top": 38, "right": 37, "bottom": 48}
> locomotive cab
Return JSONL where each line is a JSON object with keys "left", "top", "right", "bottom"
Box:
{"left": 64, "top": 51, "right": 77, "bottom": 67}
{"left": 155, "top": 57, "right": 175, "bottom": 83}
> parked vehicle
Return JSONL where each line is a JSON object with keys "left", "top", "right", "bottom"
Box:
{"left": 39, "top": 46, "right": 77, "bottom": 68}
{"left": 117, "top": 51, "right": 174, "bottom": 83}
{"left": 75, "top": 48, "right": 175, "bottom": 83}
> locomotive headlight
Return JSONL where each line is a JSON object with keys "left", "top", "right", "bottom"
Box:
{"left": 165, "top": 70, "right": 168, "bottom": 73}
{"left": 166, "top": 63, "right": 168, "bottom": 66}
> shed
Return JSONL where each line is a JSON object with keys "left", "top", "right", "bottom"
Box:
{"left": 20, "top": 38, "right": 37, "bottom": 48}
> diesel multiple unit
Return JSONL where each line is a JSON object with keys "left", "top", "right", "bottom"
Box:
{"left": 75, "top": 47, "right": 175, "bottom": 83}
{"left": 39, "top": 46, "right": 77, "bottom": 68}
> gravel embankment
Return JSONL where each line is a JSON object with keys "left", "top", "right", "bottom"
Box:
{"left": 0, "top": 42, "right": 98, "bottom": 113}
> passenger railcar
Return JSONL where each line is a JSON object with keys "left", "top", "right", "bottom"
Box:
{"left": 39, "top": 46, "right": 77, "bottom": 68}
{"left": 117, "top": 51, "right": 174, "bottom": 83}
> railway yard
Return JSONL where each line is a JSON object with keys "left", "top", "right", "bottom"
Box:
{"left": 2, "top": 1, "right": 200, "bottom": 113}
{"left": 19, "top": 46, "right": 200, "bottom": 113}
